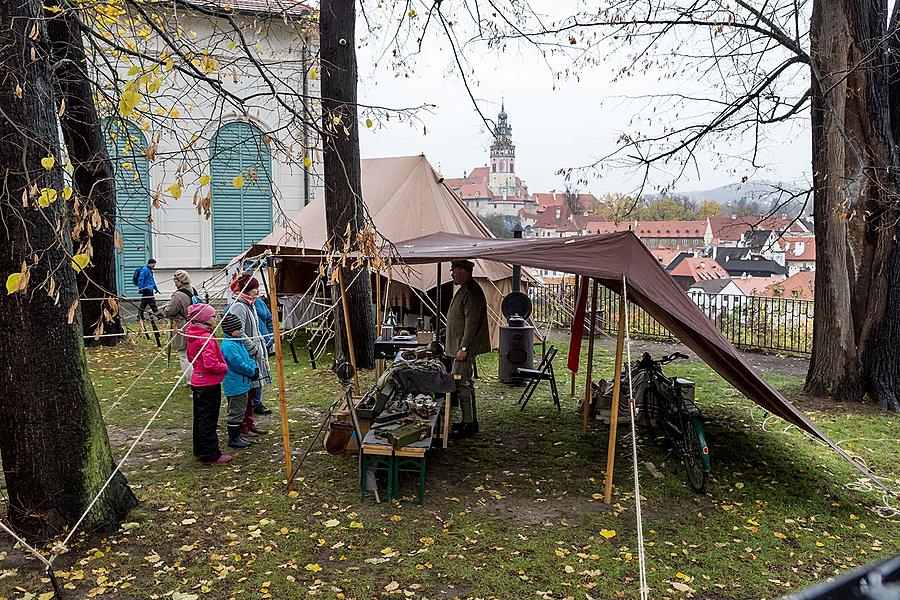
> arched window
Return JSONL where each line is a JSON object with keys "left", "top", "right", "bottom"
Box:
{"left": 210, "top": 121, "right": 273, "bottom": 265}
{"left": 103, "top": 118, "right": 152, "bottom": 297}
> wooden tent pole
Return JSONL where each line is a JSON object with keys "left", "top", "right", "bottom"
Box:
{"left": 337, "top": 268, "right": 360, "bottom": 394}
{"left": 582, "top": 279, "right": 599, "bottom": 433}
{"left": 267, "top": 259, "right": 294, "bottom": 491}
{"left": 604, "top": 284, "right": 627, "bottom": 504}
{"left": 375, "top": 269, "right": 383, "bottom": 377}
{"left": 570, "top": 275, "right": 580, "bottom": 397}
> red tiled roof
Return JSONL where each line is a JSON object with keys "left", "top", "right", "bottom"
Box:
{"left": 649, "top": 247, "right": 682, "bottom": 268}
{"left": 583, "top": 220, "right": 634, "bottom": 235}
{"left": 732, "top": 276, "right": 786, "bottom": 296}
{"left": 634, "top": 220, "right": 709, "bottom": 238}
{"left": 455, "top": 182, "right": 493, "bottom": 199}
{"left": 205, "top": 0, "right": 314, "bottom": 17}
{"left": 765, "top": 271, "right": 815, "bottom": 300}
{"left": 533, "top": 192, "right": 598, "bottom": 212}
{"left": 669, "top": 257, "right": 728, "bottom": 281}
{"left": 708, "top": 216, "right": 808, "bottom": 242}
{"left": 780, "top": 236, "right": 816, "bottom": 261}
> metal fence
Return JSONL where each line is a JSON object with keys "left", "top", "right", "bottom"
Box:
{"left": 529, "top": 282, "right": 814, "bottom": 355}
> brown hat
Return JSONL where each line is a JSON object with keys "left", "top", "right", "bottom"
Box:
{"left": 451, "top": 259, "right": 475, "bottom": 272}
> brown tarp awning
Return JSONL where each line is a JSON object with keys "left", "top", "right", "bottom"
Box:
{"left": 383, "top": 230, "right": 882, "bottom": 486}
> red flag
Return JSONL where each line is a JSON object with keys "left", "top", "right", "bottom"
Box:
{"left": 567, "top": 278, "right": 590, "bottom": 373}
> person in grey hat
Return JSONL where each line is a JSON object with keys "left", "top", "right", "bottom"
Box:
{"left": 163, "top": 269, "right": 198, "bottom": 381}
{"left": 445, "top": 259, "right": 490, "bottom": 438}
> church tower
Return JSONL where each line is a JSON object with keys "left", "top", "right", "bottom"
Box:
{"left": 488, "top": 102, "right": 517, "bottom": 198}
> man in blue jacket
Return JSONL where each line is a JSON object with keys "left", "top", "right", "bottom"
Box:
{"left": 137, "top": 259, "right": 161, "bottom": 321}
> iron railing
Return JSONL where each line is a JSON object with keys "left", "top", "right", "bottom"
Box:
{"left": 529, "top": 283, "right": 814, "bottom": 355}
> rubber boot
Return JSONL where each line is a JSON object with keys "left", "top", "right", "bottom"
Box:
{"left": 227, "top": 425, "right": 252, "bottom": 448}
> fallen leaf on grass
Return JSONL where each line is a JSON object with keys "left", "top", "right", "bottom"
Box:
{"left": 600, "top": 529, "right": 616, "bottom": 539}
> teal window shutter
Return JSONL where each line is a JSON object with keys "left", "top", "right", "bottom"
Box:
{"left": 103, "top": 118, "right": 152, "bottom": 298}
{"left": 210, "top": 122, "right": 273, "bottom": 265}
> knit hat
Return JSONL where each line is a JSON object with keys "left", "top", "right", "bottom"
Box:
{"left": 221, "top": 313, "right": 242, "bottom": 334}
{"left": 173, "top": 269, "right": 191, "bottom": 287}
{"left": 187, "top": 303, "right": 216, "bottom": 324}
{"left": 231, "top": 273, "right": 260, "bottom": 294}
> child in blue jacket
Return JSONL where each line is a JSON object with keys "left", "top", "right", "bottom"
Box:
{"left": 220, "top": 313, "right": 258, "bottom": 449}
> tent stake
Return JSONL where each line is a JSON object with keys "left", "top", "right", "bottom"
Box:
{"left": 582, "top": 279, "right": 599, "bottom": 433}
{"left": 337, "top": 268, "right": 360, "bottom": 394}
{"left": 268, "top": 258, "right": 295, "bottom": 492}
{"left": 604, "top": 282, "right": 627, "bottom": 504}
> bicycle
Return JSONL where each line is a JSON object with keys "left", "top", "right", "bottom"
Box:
{"left": 637, "top": 352, "right": 710, "bottom": 493}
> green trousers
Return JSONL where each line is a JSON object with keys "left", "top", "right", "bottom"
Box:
{"left": 453, "top": 358, "right": 476, "bottom": 423}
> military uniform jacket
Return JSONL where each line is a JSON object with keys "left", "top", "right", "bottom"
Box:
{"left": 445, "top": 279, "right": 490, "bottom": 357}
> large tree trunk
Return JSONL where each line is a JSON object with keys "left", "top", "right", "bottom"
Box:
{"left": 0, "top": 0, "right": 137, "bottom": 540}
{"left": 806, "top": 0, "right": 900, "bottom": 411}
{"left": 47, "top": 10, "right": 124, "bottom": 346}
{"left": 320, "top": 0, "right": 375, "bottom": 369}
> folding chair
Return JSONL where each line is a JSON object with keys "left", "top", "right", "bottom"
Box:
{"left": 516, "top": 346, "right": 561, "bottom": 412}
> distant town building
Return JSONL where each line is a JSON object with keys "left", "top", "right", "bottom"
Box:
{"left": 633, "top": 220, "right": 712, "bottom": 250}
{"left": 766, "top": 271, "right": 815, "bottom": 300}
{"left": 445, "top": 104, "right": 537, "bottom": 218}
{"left": 667, "top": 257, "right": 729, "bottom": 290}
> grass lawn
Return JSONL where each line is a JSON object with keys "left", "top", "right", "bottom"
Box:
{"left": 2, "top": 334, "right": 898, "bottom": 599}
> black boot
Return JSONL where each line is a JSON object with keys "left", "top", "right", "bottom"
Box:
{"left": 227, "top": 425, "right": 252, "bottom": 448}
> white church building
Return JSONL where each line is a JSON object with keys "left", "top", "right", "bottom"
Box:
{"left": 100, "top": 0, "right": 322, "bottom": 299}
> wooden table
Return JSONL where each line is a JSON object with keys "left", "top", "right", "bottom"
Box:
{"left": 359, "top": 395, "right": 449, "bottom": 504}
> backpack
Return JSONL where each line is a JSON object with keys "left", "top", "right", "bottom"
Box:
{"left": 132, "top": 267, "right": 142, "bottom": 287}
{"left": 176, "top": 287, "right": 204, "bottom": 305}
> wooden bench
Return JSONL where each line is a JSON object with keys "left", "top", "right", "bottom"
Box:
{"left": 359, "top": 395, "right": 448, "bottom": 505}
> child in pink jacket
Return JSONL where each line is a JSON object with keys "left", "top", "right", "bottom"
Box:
{"left": 185, "top": 304, "right": 231, "bottom": 465}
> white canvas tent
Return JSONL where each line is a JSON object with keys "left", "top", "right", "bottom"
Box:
{"left": 250, "top": 154, "right": 524, "bottom": 347}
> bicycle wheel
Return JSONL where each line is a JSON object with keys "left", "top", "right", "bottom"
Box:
{"left": 641, "top": 388, "right": 660, "bottom": 437}
{"left": 682, "top": 416, "right": 710, "bottom": 493}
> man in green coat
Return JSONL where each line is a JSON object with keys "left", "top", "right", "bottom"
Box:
{"left": 445, "top": 259, "right": 490, "bottom": 437}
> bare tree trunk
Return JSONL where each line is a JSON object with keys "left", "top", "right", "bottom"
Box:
{"left": 47, "top": 9, "right": 124, "bottom": 346}
{"left": 0, "top": 0, "right": 137, "bottom": 540}
{"left": 806, "top": 0, "right": 900, "bottom": 411}
{"left": 320, "top": 0, "right": 375, "bottom": 369}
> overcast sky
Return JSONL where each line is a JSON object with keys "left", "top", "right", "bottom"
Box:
{"left": 355, "top": 6, "right": 812, "bottom": 197}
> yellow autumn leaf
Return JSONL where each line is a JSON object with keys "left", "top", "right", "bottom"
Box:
{"left": 118, "top": 88, "right": 142, "bottom": 117}
{"left": 815, "top": 541, "right": 825, "bottom": 547}
{"left": 303, "top": 156, "right": 312, "bottom": 168}
{"left": 71, "top": 253, "right": 90, "bottom": 272}
{"left": 304, "top": 563, "right": 322, "bottom": 572}
{"left": 38, "top": 187, "right": 58, "bottom": 207}
{"left": 226, "top": 40, "right": 237, "bottom": 51}
{"left": 169, "top": 107, "right": 181, "bottom": 118}
{"left": 232, "top": 175, "right": 245, "bottom": 189}
{"left": 773, "top": 531, "right": 787, "bottom": 539}
{"left": 591, "top": 493, "right": 602, "bottom": 500}
{"left": 199, "top": 175, "right": 211, "bottom": 186}
{"left": 323, "top": 519, "right": 340, "bottom": 528}
{"left": 167, "top": 183, "right": 183, "bottom": 200}
{"left": 600, "top": 529, "right": 616, "bottom": 539}
{"left": 563, "top": 565, "right": 575, "bottom": 574}
{"left": 6, "top": 273, "right": 23, "bottom": 294}
{"left": 308, "top": 67, "right": 317, "bottom": 80}
{"left": 419, "top": 537, "right": 434, "bottom": 545}
{"left": 41, "top": 155, "right": 55, "bottom": 170}
{"left": 348, "top": 521, "right": 363, "bottom": 529}
{"left": 390, "top": 515, "right": 402, "bottom": 522}
{"left": 63, "top": 186, "right": 73, "bottom": 200}
{"left": 408, "top": 8, "right": 416, "bottom": 17}
{"left": 365, "top": 118, "right": 373, "bottom": 128}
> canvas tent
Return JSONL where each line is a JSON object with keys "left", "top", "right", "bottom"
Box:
{"left": 376, "top": 230, "right": 884, "bottom": 487}
{"left": 250, "top": 154, "right": 521, "bottom": 347}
